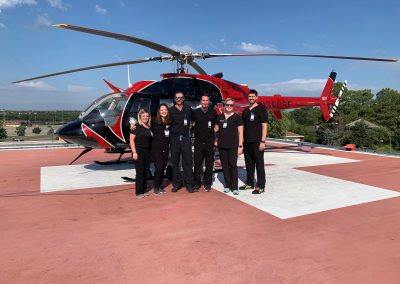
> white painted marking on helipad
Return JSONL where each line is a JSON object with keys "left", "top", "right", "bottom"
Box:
{"left": 213, "top": 151, "right": 400, "bottom": 219}
{"left": 40, "top": 151, "right": 400, "bottom": 219}
{"left": 40, "top": 163, "right": 135, "bottom": 192}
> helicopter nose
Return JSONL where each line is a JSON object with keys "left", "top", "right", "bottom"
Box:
{"left": 57, "top": 120, "right": 83, "bottom": 138}
{"left": 57, "top": 120, "right": 93, "bottom": 147}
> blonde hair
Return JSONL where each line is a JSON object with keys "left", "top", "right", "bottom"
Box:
{"left": 137, "top": 109, "right": 151, "bottom": 127}
{"left": 225, "top": 98, "right": 234, "bottom": 104}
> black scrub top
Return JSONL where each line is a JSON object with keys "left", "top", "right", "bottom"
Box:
{"left": 169, "top": 105, "right": 192, "bottom": 136}
{"left": 191, "top": 107, "right": 218, "bottom": 143}
{"left": 130, "top": 124, "right": 153, "bottom": 149}
{"left": 242, "top": 104, "right": 269, "bottom": 143}
{"left": 151, "top": 120, "right": 170, "bottom": 151}
{"left": 217, "top": 113, "right": 243, "bottom": 149}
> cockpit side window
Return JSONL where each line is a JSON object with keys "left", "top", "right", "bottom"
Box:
{"left": 79, "top": 93, "right": 127, "bottom": 126}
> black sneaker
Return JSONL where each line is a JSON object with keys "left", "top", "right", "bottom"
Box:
{"left": 172, "top": 187, "right": 180, "bottom": 193}
{"left": 205, "top": 186, "right": 212, "bottom": 192}
{"left": 153, "top": 188, "right": 161, "bottom": 195}
{"left": 239, "top": 184, "right": 254, "bottom": 191}
{"left": 194, "top": 185, "right": 200, "bottom": 192}
{"left": 252, "top": 187, "right": 265, "bottom": 194}
{"left": 187, "top": 187, "right": 195, "bottom": 193}
{"left": 159, "top": 188, "right": 167, "bottom": 194}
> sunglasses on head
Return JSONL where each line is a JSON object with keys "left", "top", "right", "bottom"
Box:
{"left": 225, "top": 103, "right": 234, "bottom": 107}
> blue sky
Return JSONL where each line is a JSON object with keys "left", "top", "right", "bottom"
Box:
{"left": 0, "top": 0, "right": 399, "bottom": 110}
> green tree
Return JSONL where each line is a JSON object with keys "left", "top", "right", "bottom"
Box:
{"left": 32, "top": 127, "right": 42, "bottom": 134}
{"left": 268, "top": 112, "right": 289, "bottom": 138}
{"left": 0, "top": 123, "right": 7, "bottom": 139}
{"left": 15, "top": 125, "right": 26, "bottom": 136}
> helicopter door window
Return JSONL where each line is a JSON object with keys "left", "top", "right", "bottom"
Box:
{"left": 129, "top": 98, "right": 151, "bottom": 114}
{"left": 160, "top": 98, "right": 174, "bottom": 108}
{"left": 184, "top": 101, "right": 201, "bottom": 109}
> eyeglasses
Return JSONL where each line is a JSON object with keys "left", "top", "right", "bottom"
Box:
{"left": 225, "top": 104, "right": 234, "bottom": 107}
{"left": 175, "top": 97, "right": 184, "bottom": 100}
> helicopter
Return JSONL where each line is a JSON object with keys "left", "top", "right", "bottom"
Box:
{"left": 13, "top": 24, "right": 399, "bottom": 164}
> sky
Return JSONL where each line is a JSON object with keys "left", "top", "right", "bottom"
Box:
{"left": 0, "top": 0, "right": 399, "bottom": 110}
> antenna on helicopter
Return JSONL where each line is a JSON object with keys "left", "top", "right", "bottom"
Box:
{"left": 127, "top": 65, "right": 132, "bottom": 87}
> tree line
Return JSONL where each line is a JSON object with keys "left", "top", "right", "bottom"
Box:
{"left": 0, "top": 110, "right": 81, "bottom": 125}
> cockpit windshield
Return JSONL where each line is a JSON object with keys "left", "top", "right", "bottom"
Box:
{"left": 79, "top": 93, "right": 127, "bottom": 126}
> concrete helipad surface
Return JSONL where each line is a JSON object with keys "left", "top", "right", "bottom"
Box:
{"left": 1, "top": 144, "right": 400, "bottom": 283}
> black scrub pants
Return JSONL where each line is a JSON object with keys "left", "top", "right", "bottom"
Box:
{"left": 193, "top": 139, "right": 214, "bottom": 188}
{"left": 170, "top": 135, "right": 194, "bottom": 189}
{"left": 218, "top": 147, "right": 238, "bottom": 190}
{"left": 152, "top": 146, "right": 169, "bottom": 188}
{"left": 243, "top": 142, "right": 266, "bottom": 188}
{"left": 135, "top": 147, "right": 151, "bottom": 195}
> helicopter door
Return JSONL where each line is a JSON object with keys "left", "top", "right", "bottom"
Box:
{"left": 122, "top": 95, "right": 154, "bottom": 141}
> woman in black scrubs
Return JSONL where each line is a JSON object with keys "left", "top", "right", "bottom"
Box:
{"left": 215, "top": 98, "right": 244, "bottom": 195}
{"left": 130, "top": 109, "right": 153, "bottom": 198}
{"left": 151, "top": 104, "right": 171, "bottom": 194}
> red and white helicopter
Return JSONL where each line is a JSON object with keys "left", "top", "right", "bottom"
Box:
{"left": 13, "top": 24, "right": 399, "bottom": 164}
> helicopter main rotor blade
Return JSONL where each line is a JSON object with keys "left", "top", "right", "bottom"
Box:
{"left": 200, "top": 53, "right": 399, "bottom": 62}
{"left": 188, "top": 62, "right": 207, "bottom": 75}
{"left": 53, "top": 24, "right": 180, "bottom": 56}
{"left": 12, "top": 57, "right": 169, "bottom": 84}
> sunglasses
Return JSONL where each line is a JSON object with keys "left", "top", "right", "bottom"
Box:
{"left": 225, "top": 104, "right": 234, "bottom": 107}
{"left": 175, "top": 97, "right": 184, "bottom": 100}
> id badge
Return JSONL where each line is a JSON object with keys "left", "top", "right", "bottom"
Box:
{"left": 184, "top": 119, "right": 188, "bottom": 126}
{"left": 164, "top": 129, "right": 170, "bottom": 137}
{"left": 129, "top": 117, "right": 136, "bottom": 124}
{"left": 208, "top": 121, "right": 211, "bottom": 128}
{"left": 250, "top": 113, "right": 255, "bottom": 121}
{"left": 222, "top": 121, "right": 227, "bottom": 129}
{"left": 150, "top": 130, "right": 154, "bottom": 137}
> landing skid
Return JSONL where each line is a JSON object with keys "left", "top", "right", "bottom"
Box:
{"left": 94, "top": 151, "right": 132, "bottom": 165}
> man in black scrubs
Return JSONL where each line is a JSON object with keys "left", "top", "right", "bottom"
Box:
{"left": 191, "top": 95, "right": 218, "bottom": 192}
{"left": 169, "top": 91, "right": 195, "bottom": 193}
{"left": 240, "top": 89, "right": 269, "bottom": 194}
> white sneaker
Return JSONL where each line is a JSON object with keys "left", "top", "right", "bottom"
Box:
{"left": 223, "top": 188, "right": 230, "bottom": 193}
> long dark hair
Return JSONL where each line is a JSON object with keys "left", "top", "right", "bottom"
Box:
{"left": 155, "top": 103, "right": 171, "bottom": 125}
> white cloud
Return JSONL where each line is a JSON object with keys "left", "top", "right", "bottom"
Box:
{"left": 0, "top": 0, "right": 36, "bottom": 11}
{"left": 33, "top": 15, "right": 51, "bottom": 28}
{"left": 239, "top": 42, "right": 277, "bottom": 53}
{"left": 14, "top": 81, "right": 59, "bottom": 91}
{"left": 46, "top": 0, "right": 67, "bottom": 11}
{"left": 67, "top": 85, "right": 94, "bottom": 92}
{"left": 0, "top": 22, "right": 5, "bottom": 28}
{"left": 95, "top": 4, "right": 107, "bottom": 14}
{"left": 170, "top": 44, "right": 195, "bottom": 53}
{"left": 258, "top": 78, "right": 326, "bottom": 95}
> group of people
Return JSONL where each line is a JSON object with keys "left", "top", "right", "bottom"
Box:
{"left": 129, "top": 89, "right": 269, "bottom": 198}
